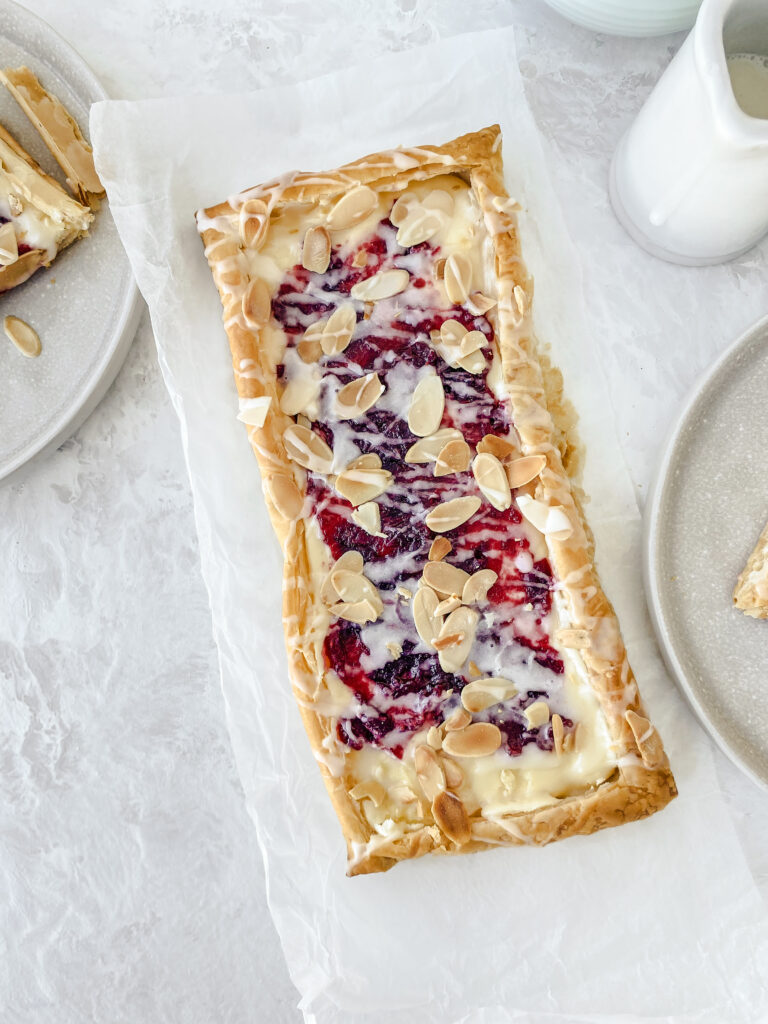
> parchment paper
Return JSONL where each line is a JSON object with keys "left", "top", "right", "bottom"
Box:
{"left": 90, "top": 27, "right": 768, "bottom": 1023}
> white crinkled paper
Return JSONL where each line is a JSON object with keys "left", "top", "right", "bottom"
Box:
{"left": 90, "top": 27, "right": 768, "bottom": 1023}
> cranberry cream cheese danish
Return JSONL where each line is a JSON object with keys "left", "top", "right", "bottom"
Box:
{"left": 196, "top": 126, "right": 676, "bottom": 875}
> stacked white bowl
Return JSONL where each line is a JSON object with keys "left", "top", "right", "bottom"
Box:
{"left": 542, "top": 0, "right": 703, "bottom": 36}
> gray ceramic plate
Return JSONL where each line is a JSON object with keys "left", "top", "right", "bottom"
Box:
{"left": 0, "top": 0, "right": 141, "bottom": 481}
{"left": 645, "top": 313, "right": 768, "bottom": 791}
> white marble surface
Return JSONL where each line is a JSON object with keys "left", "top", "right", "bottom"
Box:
{"left": 2, "top": 2, "right": 767, "bottom": 1022}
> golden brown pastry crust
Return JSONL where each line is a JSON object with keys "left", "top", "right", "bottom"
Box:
{"left": 196, "top": 126, "right": 676, "bottom": 875}
{"left": 733, "top": 517, "right": 768, "bottom": 618}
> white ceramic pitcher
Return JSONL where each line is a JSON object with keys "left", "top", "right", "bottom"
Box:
{"left": 610, "top": 0, "right": 768, "bottom": 265}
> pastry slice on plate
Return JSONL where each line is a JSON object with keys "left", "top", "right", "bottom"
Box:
{"left": 196, "top": 125, "right": 676, "bottom": 875}
{"left": 734, "top": 517, "right": 768, "bottom": 618}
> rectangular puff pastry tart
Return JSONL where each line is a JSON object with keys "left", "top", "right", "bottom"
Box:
{"left": 196, "top": 126, "right": 676, "bottom": 875}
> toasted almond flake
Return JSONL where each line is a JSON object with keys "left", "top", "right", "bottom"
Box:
{"left": 336, "top": 372, "right": 384, "bottom": 419}
{"left": 437, "top": 607, "right": 479, "bottom": 674}
{"left": 422, "top": 560, "right": 470, "bottom": 598}
{"left": 517, "top": 495, "right": 573, "bottom": 541}
{"left": 352, "top": 249, "right": 368, "bottom": 268}
{"left": 4, "top": 315, "right": 40, "bottom": 357}
{"left": 434, "top": 438, "right": 471, "bottom": 477}
{"left": 625, "top": 709, "right": 665, "bottom": 768}
{"left": 8, "top": 193, "right": 22, "bottom": 217}
{"left": 335, "top": 463, "right": 392, "bottom": 506}
{"left": 265, "top": 474, "right": 303, "bottom": 519}
{"left": 457, "top": 348, "right": 486, "bottom": 374}
{"left": 302, "top": 224, "right": 331, "bottom": 273}
{"left": 297, "top": 322, "right": 324, "bottom": 363}
{"left": 554, "top": 627, "right": 590, "bottom": 649}
{"left": 442, "top": 722, "right": 502, "bottom": 758}
{"left": 493, "top": 195, "right": 522, "bottom": 215}
{"left": 390, "top": 193, "right": 415, "bottom": 226}
{"left": 458, "top": 330, "right": 486, "bottom": 357}
{"left": 237, "top": 395, "right": 271, "bottom": 427}
{"left": 412, "top": 585, "right": 442, "bottom": 647}
{"left": 396, "top": 206, "right": 445, "bottom": 247}
{"left": 524, "top": 700, "right": 550, "bottom": 728}
{"left": 476, "top": 434, "right": 518, "bottom": 459}
{"left": 444, "top": 252, "right": 472, "bottom": 305}
{"left": 239, "top": 198, "right": 269, "bottom": 250}
{"left": 408, "top": 373, "right": 444, "bottom": 437}
{"left": 461, "top": 677, "right": 518, "bottom": 713}
{"left": 467, "top": 291, "right": 497, "bottom": 315}
{"left": 427, "top": 726, "right": 443, "bottom": 750}
{"left": 461, "top": 568, "right": 498, "bottom": 605}
{"left": 0, "top": 221, "right": 17, "bottom": 265}
{"left": 350, "top": 268, "right": 409, "bottom": 301}
{"left": 444, "top": 707, "right": 472, "bottom": 732}
{"left": 326, "top": 184, "right": 378, "bottom": 230}
{"left": 404, "top": 427, "right": 462, "bottom": 464}
{"left": 441, "top": 757, "right": 464, "bottom": 790}
{"left": 434, "top": 257, "right": 446, "bottom": 280}
{"left": 440, "top": 318, "right": 466, "bottom": 348}
{"left": 563, "top": 726, "right": 578, "bottom": 754}
{"left": 283, "top": 423, "right": 334, "bottom": 473}
{"left": 507, "top": 454, "right": 547, "bottom": 489}
{"left": 428, "top": 537, "right": 452, "bottom": 562}
{"left": 552, "top": 714, "right": 565, "bottom": 755}
{"left": 330, "top": 569, "right": 382, "bottom": 610}
{"left": 414, "top": 744, "right": 446, "bottom": 801}
{"left": 350, "top": 780, "right": 386, "bottom": 806}
{"left": 431, "top": 790, "right": 471, "bottom": 845}
{"left": 297, "top": 414, "right": 311, "bottom": 429}
{"left": 280, "top": 375, "right": 319, "bottom": 416}
{"left": 390, "top": 785, "right": 420, "bottom": 806}
{"left": 331, "top": 598, "right": 379, "bottom": 624}
{"left": 473, "top": 452, "right": 512, "bottom": 511}
{"left": 514, "top": 284, "right": 528, "bottom": 316}
{"left": 433, "top": 631, "right": 464, "bottom": 651}
{"left": 396, "top": 585, "right": 413, "bottom": 600}
{"left": 425, "top": 495, "right": 481, "bottom": 533}
{"left": 347, "top": 453, "right": 381, "bottom": 471}
{"left": 242, "top": 278, "right": 271, "bottom": 327}
{"left": 351, "top": 501, "right": 384, "bottom": 537}
{"left": 435, "top": 596, "right": 461, "bottom": 617}
{"left": 321, "top": 552, "right": 364, "bottom": 605}
{"left": 468, "top": 661, "right": 482, "bottom": 678}
{"left": 385, "top": 640, "right": 403, "bottom": 660}
{"left": 321, "top": 304, "right": 357, "bottom": 355}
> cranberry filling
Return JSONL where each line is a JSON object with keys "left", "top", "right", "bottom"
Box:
{"left": 273, "top": 214, "right": 572, "bottom": 760}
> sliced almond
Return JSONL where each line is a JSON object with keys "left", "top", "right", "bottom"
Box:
{"left": 0, "top": 221, "right": 18, "bottom": 265}
{"left": 239, "top": 198, "right": 269, "bottom": 250}
{"left": 8, "top": 193, "right": 22, "bottom": 217}
{"left": 434, "top": 257, "right": 447, "bottom": 280}
{"left": 330, "top": 569, "right": 382, "bottom": 609}
{"left": 390, "top": 193, "right": 415, "bottom": 226}
{"left": 396, "top": 585, "right": 413, "bottom": 601}
{"left": 347, "top": 452, "right": 381, "bottom": 471}
{"left": 242, "top": 278, "right": 271, "bottom": 327}
{"left": 396, "top": 207, "right": 444, "bottom": 248}
{"left": 517, "top": 495, "right": 573, "bottom": 541}
{"left": 412, "top": 585, "right": 442, "bottom": 647}
{"left": 434, "top": 438, "right": 471, "bottom": 477}
{"left": 425, "top": 495, "right": 481, "bottom": 534}
{"left": 457, "top": 349, "right": 486, "bottom": 375}
{"left": 390, "top": 785, "right": 420, "bottom": 807}
{"left": 302, "top": 224, "right": 331, "bottom": 273}
{"left": 349, "top": 780, "right": 386, "bottom": 806}
{"left": 468, "top": 661, "right": 482, "bottom": 678}
{"left": 437, "top": 607, "right": 479, "bottom": 674}
{"left": 280, "top": 376, "right": 319, "bottom": 416}
{"left": 441, "top": 757, "right": 464, "bottom": 790}
{"left": 432, "top": 790, "right": 471, "bottom": 845}
{"left": 422, "top": 560, "right": 470, "bottom": 598}
{"left": 408, "top": 373, "right": 444, "bottom": 437}
{"left": 467, "top": 291, "right": 497, "bottom": 315}
{"left": 265, "top": 474, "right": 303, "bottom": 519}
{"left": 350, "top": 268, "right": 409, "bottom": 301}
{"left": 473, "top": 452, "right": 512, "bottom": 511}
{"left": 461, "top": 569, "right": 498, "bottom": 605}
{"left": 297, "top": 324, "right": 323, "bottom": 363}
{"left": 477, "top": 434, "right": 518, "bottom": 459}
{"left": 440, "top": 318, "right": 467, "bottom": 348}
{"left": 283, "top": 423, "right": 334, "bottom": 473}
{"left": 524, "top": 701, "right": 550, "bottom": 728}
{"left": 444, "top": 252, "right": 472, "bottom": 305}
{"left": 461, "top": 677, "right": 518, "bottom": 713}
{"left": 458, "top": 330, "right": 486, "bottom": 357}
{"left": 433, "top": 632, "right": 464, "bottom": 652}
{"left": 552, "top": 714, "right": 565, "bottom": 756}
{"left": 321, "top": 304, "right": 357, "bottom": 355}
{"left": 507, "top": 455, "right": 547, "bottom": 489}
{"left": 335, "top": 463, "right": 392, "bottom": 506}
{"left": 514, "top": 284, "right": 528, "bottom": 317}
{"left": 331, "top": 599, "right": 379, "bottom": 624}
{"left": 442, "top": 722, "right": 502, "bottom": 758}
{"left": 352, "top": 249, "right": 368, "bottom": 268}
{"left": 351, "top": 501, "right": 384, "bottom": 537}
{"left": 4, "top": 315, "right": 40, "bottom": 357}
{"left": 327, "top": 185, "right": 378, "bottom": 230}
{"left": 386, "top": 640, "right": 403, "bottom": 660}
{"left": 554, "top": 627, "right": 590, "bottom": 649}
{"left": 427, "top": 726, "right": 442, "bottom": 750}
{"left": 434, "top": 596, "right": 461, "bottom": 617}
{"left": 236, "top": 395, "right": 271, "bottom": 427}
{"left": 625, "top": 709, "right": 666, "bottom": 769}
{"left": 428, "top": 537, "right": 452, "bottom": 562}
{"left": 322, "top": 550, "right": 364, "bottom": 603}
{"left": 414, "top": 744, "right": 446, "bottom": 801}
{"left": 404, "top": 427, "right": 462, "bottom": 464}
{"left": 336, "top": 372, "right": 384, "bottom": 419}
{"left": 444, "top": 707, "right": 471, "bottom": 732}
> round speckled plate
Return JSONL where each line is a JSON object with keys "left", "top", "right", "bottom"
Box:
{"left": 645, "top": 312, "right": 768, "bottom": 791}
{"left": 0, "top": 0, "right": 141, "bottom": 481}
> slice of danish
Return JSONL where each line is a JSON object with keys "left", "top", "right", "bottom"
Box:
{"left": 733, "top": 517, "right": 768, "bottom": 618}
{"left": 196, "top": 125, "right": 676, "bottom": 875}
{"left": 0, "top": 120, "right": 92, "bottom": 293}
